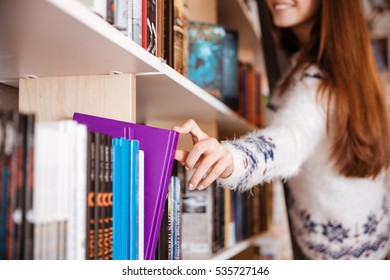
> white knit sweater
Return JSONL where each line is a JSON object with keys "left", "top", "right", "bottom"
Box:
{"left": 217, "top": 65, "right": 390, "bottom": 259}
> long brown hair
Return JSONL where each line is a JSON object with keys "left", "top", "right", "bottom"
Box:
{"left": 276, "top": 0, "right": 389, "bottom": 178}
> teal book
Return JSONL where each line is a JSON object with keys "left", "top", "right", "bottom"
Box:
{"left": 188, "top": 21, "right": 226, "bottom": 99}
{"left": 112, "top": 137, "right": 139, "bottom": 260}
{"left": 112, "top": 138, "right": 123, "bottom": 260}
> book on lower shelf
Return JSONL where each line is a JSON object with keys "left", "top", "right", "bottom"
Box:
{"left": 73, "top": 112, "right": 178, "bottom": 260}
{"left": 156, "top": 161, "right": 273, "bottom": 260}
{"left": 0, "top": 110, "right": 178, "bottom": 260}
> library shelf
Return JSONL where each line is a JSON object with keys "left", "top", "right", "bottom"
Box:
{"left": 0, "top": 0, "right": 257, "bottom": 137}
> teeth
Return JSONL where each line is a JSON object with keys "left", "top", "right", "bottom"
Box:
{"left": 274, "top": 4, "right": 292, "bottom": 10}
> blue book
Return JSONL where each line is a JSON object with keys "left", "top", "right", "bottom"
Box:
{"left": 120, "top": 138, "right": 130, "bottom": 260}
{"left": 112, "top": 138, "right": 123, "bottom": 260}
{"left": 113, "top": 137, "right": 140, "bottom": 260}
{"left": 188, "top": 21, "right": 226, "bottom": 99}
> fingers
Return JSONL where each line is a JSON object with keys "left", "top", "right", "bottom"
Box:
{"left": 198, "top": 156, "right": 233, "bottom": 190}
{"left": 172, "top": 119, "right": 208, "bottom": 142}
{"left": 185, "top": 137, "right": 220, "bottom": 170}
{"left": 185, "top": 139, "right": 233, "bottom": 191}
{"left": 172, "top": 119, "right": 233, "bottom": 191}
{"left": 175, "top": 149, "right": 189, "bottom": 164}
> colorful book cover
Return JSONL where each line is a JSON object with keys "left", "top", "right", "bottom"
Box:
{"left": 188, "top": 21, "right": 226, "bottom": 99}
{"left": 73, "top": 112, "right": 178, "bottom": 260}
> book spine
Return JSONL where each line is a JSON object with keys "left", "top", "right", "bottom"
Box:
{"left": 87, "top": 133, "right": 96, "bottom": 260}
{"left": 156, "top": 0, "right": 165, "bottom": 58}
{"left": 111, "top": 138, "right": 122, "bottom": 260}
{"left": 114, "top": 0, "right": 128, "bottom": 35}
{"left": 5, "top": 112, "right": 20, "bottom": 259}
{"left": 129, "top": 140, "right": 139, "bottom": 260}
{"left": 103, "top": 135, "right": 112, "bottom": 260}
{"left": 147, "top": 0, "right": 157, "bottom": 55}
{"left": 142, "top": 0, "right": 147, "bottom": 49}
{"left": 138, "top": 150, "right": 144, "bottom": 260}
{"left": 108, "top": 136, "right": 113, "bottom": 260}
{"left": 95, "top": 133, "right": 104, "bottom": 260}
{"left": 106, "top": 0, "right": 115, "bottom": 24}
{"left": 163, "top": 0, "right": 174, "bottom": 67}
{"left": 23, "top": 114, "right": 35, "bottom": 259}
{"left": 0, "top": 112, "right": 7, "bottom": 259}
{"left": 131, "top": 0, "right": 143, "bottom": 46}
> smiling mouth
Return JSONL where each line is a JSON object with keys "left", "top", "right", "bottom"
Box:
{"left": 274, "top": 3, "right": 294, "bottom": 11}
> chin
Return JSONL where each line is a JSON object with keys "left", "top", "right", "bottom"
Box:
{"left": 273, "top": 19, "right": 295, "bottom": 28}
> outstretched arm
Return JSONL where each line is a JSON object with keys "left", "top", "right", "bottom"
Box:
{"left": 174, "top": 69, "right": 326, "bottom": 192}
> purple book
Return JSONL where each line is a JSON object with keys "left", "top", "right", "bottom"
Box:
{"left": 73, "top": 112, "right": 178, "bottom": 260}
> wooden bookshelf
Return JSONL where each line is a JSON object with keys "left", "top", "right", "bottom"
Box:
{"left": 0, "top": 0, "right": 258, "bottom": 137}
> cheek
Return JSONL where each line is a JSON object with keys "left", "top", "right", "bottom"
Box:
{"left": 298, "top": 0, "right": 321, "bottom": 23}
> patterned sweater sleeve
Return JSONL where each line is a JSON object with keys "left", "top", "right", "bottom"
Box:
{"left": 217, "top": 69, "right": 327, "bottom": 192}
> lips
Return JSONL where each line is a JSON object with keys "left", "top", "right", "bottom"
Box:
{"left": 275, "top": 4, "right": 293, "bottom": 10}
{"left": 271, "top": 1, "right": 295, "bottom": 11}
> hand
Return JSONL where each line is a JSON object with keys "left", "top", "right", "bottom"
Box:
{"left": 172, "top": 119, "right": 234, "bottom": 191}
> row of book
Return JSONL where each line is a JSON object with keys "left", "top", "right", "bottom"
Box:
{"left": 156, "top": 159, "right": 273, "bottom": 260}
{"left": 0, "top": 112, "right": 34, "bottom": 260}
{"left": 77, "top": 0, "right": 185, "bottom": 70}
{"left": 238, "top": 62, "right": 267, "bottom": 127}
{"left": 0, "top": 110, "right": 271, "bottom": 260}
{"left": 0, "top": 111, "right": 178, "bottom": 260}
{"left": 77, "top": 0, "right": 267, "bottom": 126}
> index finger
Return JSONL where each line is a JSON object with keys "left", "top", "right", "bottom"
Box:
{"left": 175, "top": 149, "right": 189, "bottom": 164}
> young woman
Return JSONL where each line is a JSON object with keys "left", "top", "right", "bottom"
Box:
{"left": 173, "top": 0, "right": 390, "bottom": 259}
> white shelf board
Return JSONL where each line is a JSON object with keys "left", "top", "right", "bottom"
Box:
{"left": 136, "top": 63, "right": 257, "bottom": 138}
{"left": 0, "top": 0, "right": 161, "bottom": 87}
{"left": 218, "top": 0, "right": 261, "bottom": 49}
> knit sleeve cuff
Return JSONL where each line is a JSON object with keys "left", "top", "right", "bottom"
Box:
{"left": 216, "top": 140, "right": 251, "bottom": 192}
